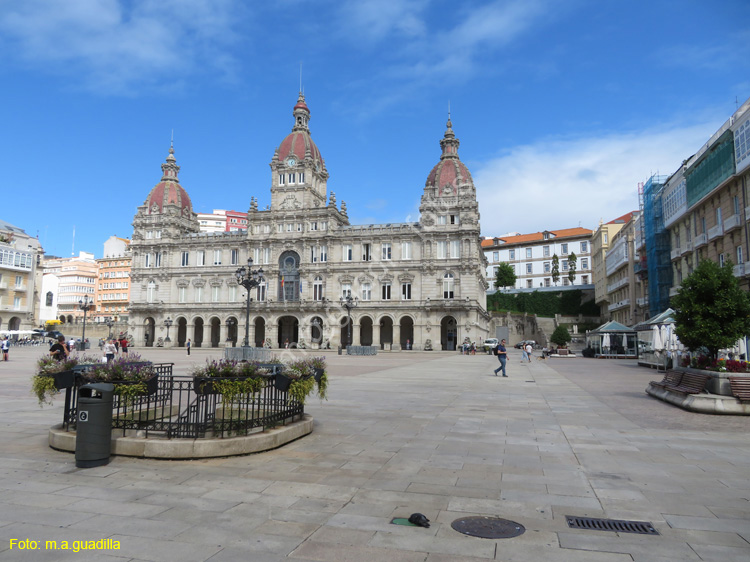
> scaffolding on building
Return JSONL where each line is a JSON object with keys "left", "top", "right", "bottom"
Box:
{"left": 641, "top": 175, "right": 672, "bottom": 318}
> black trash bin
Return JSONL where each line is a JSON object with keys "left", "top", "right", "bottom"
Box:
{"left": 75, "top": 382, "right": 114, "bottom": 468}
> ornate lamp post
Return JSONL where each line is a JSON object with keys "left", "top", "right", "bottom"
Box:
{"left": 235, "top": 258, "right": 264, "bottom": 347}
{"left": 339, "top": 293, "right": 359, "bottom": 347}
{"left": 164, "top": 316, "right": 173, "bottom": 343}
{"left": 105, "top": 317, "right": 114, "bottom": 339}
{"left": 78, "top": 295, "right": 92, "bottom": 350}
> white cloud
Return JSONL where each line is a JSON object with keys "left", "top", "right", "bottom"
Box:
{"left": 474, "top": 120, "right": 721, "bottom": 236}
{"left": 337, "top": 0, "right": 428, "bottom": 43}
{"left": 0, "top": 0, "right": 244, "bottom": 93}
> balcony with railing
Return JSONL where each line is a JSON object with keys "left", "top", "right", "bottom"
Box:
{"left": 681, "top": 240, "right": 693, "bottom": 255}
{"left": 636, "top": 296, "right": 649, "bottom": 307}
{"left": 693, "top": 233, "right": 708, "bottom": 248}
{"left": 607, "top": 299, "right": 630, "bottom": 312}
{"left": 669, "top": 286, "right": 680, "bottom": 297}
{"left": 708, "top": 223, "right": 724, "bottom": 241}
{"left": 723, "top": 214, "right": 741, "bottom": 233}
{"left": 733, "top": 263, "right": 748, "bottom": 278}
{"left": 670, "top": 247, "right": 682, "bottom": 260}
{"left": 607, "top": 277, "right": 629, "bottom": 293}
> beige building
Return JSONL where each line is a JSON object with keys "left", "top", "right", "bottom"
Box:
{"left": 128, "top": 94, "right": 489, "bottom": 350}
{"left": 591, "top": 212, "right": 635, "bottom": 319}
{"left": 0, "top": 220, "right": 44, "bottom": 332}
{"left": 94, "top": 236, "right": 132, "bottom": 329}
{"left": 605, "top": 211, "right": 649, "bottom": 325}
{"left": 664, "top": 97, "right": 750, "bottom": 295}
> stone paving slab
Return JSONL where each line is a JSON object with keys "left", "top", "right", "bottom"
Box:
{"left": 0, "top": 346, "right": 749, "bottom": 560}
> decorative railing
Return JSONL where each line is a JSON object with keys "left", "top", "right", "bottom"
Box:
{"left": 59, "top": 363, "right": 304, "bottom": 439}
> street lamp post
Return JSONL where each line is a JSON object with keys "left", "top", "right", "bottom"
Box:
{"left": 78, "top": 295, "right": 92, "bottom": 350}
{"left": 339, "top": 293, "right": 359, "bottom": 348}
{"left": 164, "top": 317, "right": 173, "bottom": 343}
{"left": 235, "top": 258, "right": 264, "bottom": 347}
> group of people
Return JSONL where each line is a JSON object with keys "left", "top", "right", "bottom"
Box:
{"left": 100, "top": 336, "right": 129, "bottom": 362}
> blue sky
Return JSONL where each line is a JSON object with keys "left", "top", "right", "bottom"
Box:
{"left": 2, "top": 0, "right": 749, "bottom": 258}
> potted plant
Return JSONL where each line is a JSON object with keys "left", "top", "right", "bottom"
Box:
{"left": 81, "top": 353, "right": 158, "bottom": 401}
{"left": 32, "top": 356, "right": 79, "bottom": 406}
{"left": 192, "top": 359, "right": 269, "bottom": 397}
{"left": 276, "top": 357, "right": 328, "bottom": 403}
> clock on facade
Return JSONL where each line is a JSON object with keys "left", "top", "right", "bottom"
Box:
{"left": 286, "top": 157, "right": 296, "bottom": 167}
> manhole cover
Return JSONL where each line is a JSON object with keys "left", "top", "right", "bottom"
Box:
{"left": 451, "top": 516, "right": 525, "bottom": 539}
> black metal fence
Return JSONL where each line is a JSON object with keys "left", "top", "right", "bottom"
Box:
{"left": 60, "top": 363, "right": 305, "bottom": 439}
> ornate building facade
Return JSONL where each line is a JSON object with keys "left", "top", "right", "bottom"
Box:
{"left": 129, "top": 94, "right": 489, "bottom": 350}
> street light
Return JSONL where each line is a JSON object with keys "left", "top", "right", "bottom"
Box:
{"left": 164, "top": 316, "right": 173, "bottom": 343}
{"left": 339, "top": 293, "right": 359, "bottom": 347}
{"left": 78, "top": 295, "right": 92, "bottom": 350}
{"left": 235, "top": 258, "right": 264, "bottom": 347}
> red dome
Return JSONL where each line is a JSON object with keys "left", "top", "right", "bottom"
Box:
{"left": 145, "top": 181, "right": 192, "bottom": 215}
{"left": 277, "top": 130, "right": 325, "bottom": 167}
{"left": 425, "top": 159, "right": 472, "bottom": 195}
{"left": 425, "top": 118, "right": 472, "bottom": 194}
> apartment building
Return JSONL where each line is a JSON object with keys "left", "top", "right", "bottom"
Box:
{"left": 591, "top": 212, "right": 636, "bottom": 319}
{"left": 664, "top": 96, "right": 750, "bottom": 295}
{"left": 43, "top": 252, "right": 97, "bottom": 324}
{"left": 0, "top": 219, "right": 43, "bottom": 331}
{"left": 482, "top": 228, "right": 593, "bottom": 290}
{"left": 605, "top": 212, "right": 648, "bottom": 325}
{"left": 94, "top": 236, "right": 132, "bottom": 326}
{"left": 197, "top": 209, "right": 249, "bottom": 233}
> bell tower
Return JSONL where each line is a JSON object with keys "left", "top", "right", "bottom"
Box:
{"left": 269, "top": 93, "right": 329, "bottom": 210}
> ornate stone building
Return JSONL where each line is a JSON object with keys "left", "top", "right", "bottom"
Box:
{"left": 129, "top": 94, "right": 489, "bottom": 350}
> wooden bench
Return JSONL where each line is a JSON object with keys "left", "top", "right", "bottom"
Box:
{"left": 652, "top": 370, "right": 682, "bottom": 389}
{"left": 728, "top": 377, "right": 750, "bottom": 401}
{"left": 668, "top": 372, "right": 711, "bottom": 394}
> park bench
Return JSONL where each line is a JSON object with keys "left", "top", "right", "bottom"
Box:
{"left": 728, "top": 377, "right": 750, "bottom": 401}
{"left": 668, "top": 372, "right": 711, "bottom": 394}
{"left": 652, "top": 370, "right": 682, "bottom": 389}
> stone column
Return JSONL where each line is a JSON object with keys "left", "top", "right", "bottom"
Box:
{"left": 248, "top": 323, "right": 256, "bottom": 347}
{"left": 352, "top": 322, "right": 361, "bottom": 346}
{"left": 219, "top": 323, "right": 229, "bottom": 347}
{"left": 266, "top": 322, "right": 278, "bottom": 348}
{"left": 393, "top": 323, "right": 401, "bottom": 351}
{"left": 373, "top": 323, "right": 381, "bottom": 350}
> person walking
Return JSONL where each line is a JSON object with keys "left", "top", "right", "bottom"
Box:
{"left": 1, "top": 336, "right": 9, "bottom": 361}
{"left": 521, "top": 342, "right": 529, "bottom": 362}
{"left": 493, "top": 339, "right": 508, "bottom": 377}
{"left": 525, "top": 342, "right": 533, "bottom": 363}
{"left": 120, "top": 337, "right": 128, "bottom": 354}
{"left": 186, "top": 338, "right": 191, "bottom": 355}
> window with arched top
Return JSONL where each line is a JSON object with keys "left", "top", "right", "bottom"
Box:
{"left": 443, "top": 273, "right": 454, "bottom": 299}
{"left": 147, "top": 281, "right": 156, "bottom": 303}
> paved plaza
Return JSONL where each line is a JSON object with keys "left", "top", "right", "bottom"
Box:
{"left": 0, "top": 345, "right": 749, "bottom": 561}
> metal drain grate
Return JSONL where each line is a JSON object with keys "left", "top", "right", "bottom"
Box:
{"left": 565, "top": 516, "right": 659, "bottom": 535}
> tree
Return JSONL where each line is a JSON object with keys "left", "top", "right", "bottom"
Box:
{"left": 672, "top": 259, "right": 750, "bottom": 360}
{"left": 551, "top": 254, "right": 560, "bottom": 285}
{"left": 550, "top": 325, "right": 572, "bottom": 347}
{"left": 493, "top": 262, "right": 517, "bottom": 291}
{"left": 567, "top": 252, "right": 577, "bottom": 284}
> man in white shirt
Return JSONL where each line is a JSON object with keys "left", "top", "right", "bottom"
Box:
{"left": 525, "top": 342, "right": 533, "bottom": 363}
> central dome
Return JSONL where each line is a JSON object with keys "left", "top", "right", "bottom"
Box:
{"left": 425, "top": 118, "right": 473, "bottom": 196}
{"left": 274, "top": 93, "right": 325, "bottom": 169}
{"left": 144, "top": 147, "right": 192, "bottom": 215}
